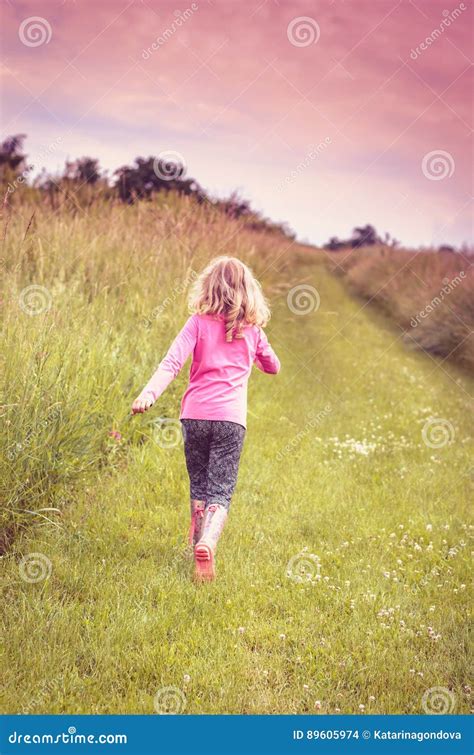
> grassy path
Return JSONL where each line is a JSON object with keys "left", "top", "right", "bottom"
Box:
{"left": 2, "top": 255, "right": 472, "bottom": 715}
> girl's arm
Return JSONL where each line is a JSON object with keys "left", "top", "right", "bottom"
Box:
{"left": 131, "top": 315, "right": 198, "bottom": 414}
{"left": 254, "top": 328, "right": 280, "bottom": 374}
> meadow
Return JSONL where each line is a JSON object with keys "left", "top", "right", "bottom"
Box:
{"left": 329, "top": 246, "right": 473, "bottom": 371}
{"left": 1, "top": 195, "right": 472, "bottom": 715}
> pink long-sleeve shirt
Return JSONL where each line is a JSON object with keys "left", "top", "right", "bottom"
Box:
{"left": 138, "top": 314, "right": 280, "bottom": 428}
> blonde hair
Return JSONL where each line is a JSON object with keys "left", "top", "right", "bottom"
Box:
{"left": 189, "top": 256, "right": 270, "bottom": 341}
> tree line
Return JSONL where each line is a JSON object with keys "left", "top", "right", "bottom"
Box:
{"left": 0, "top": 134, "right": 296, "bottom": 238}
{"left": 0, "top": 134, "right": 459, "bottom": 252}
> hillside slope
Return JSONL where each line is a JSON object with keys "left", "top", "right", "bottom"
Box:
{"left": 1, "top": 199, "right": 472, "bottom": 714}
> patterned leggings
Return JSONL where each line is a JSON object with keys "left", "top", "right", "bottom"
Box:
{"left": 181, "top": 419, "right": 246, "bottom": 510}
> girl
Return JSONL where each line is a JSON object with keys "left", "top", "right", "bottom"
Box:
{"left": 131, "top": 256, "right": 280, "bottom": 582}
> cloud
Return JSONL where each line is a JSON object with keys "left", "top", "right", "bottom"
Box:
{"left": 3, "top": 0, "right": 472, "bottom": 245}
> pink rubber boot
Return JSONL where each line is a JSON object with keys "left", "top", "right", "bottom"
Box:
{"left": 188, "top": 500, "right": 205, "bottom": 547}
{"left": 194, "top": 503, "right": 228, "bottom": 582}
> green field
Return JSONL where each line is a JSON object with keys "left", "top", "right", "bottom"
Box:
{"left": 1, "top": 198, "right": 472, "bottom": 715}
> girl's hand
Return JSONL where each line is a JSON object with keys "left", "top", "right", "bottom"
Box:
{"left": 131, "top": 393, "right": 155, "bottom": 415}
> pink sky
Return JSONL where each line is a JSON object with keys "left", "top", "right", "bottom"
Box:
{"left": 1, "top": 0, "right": 472, "bottom": 246}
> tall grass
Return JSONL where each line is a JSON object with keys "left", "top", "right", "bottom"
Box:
{"left": 1, "top": 195, "right": 472, "bottom": 715}
{"left": 0, "top": 194, "right": 295, "bottom": 545}
{"left": 328, "top": 247, "right": 473, "bottom": 371}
